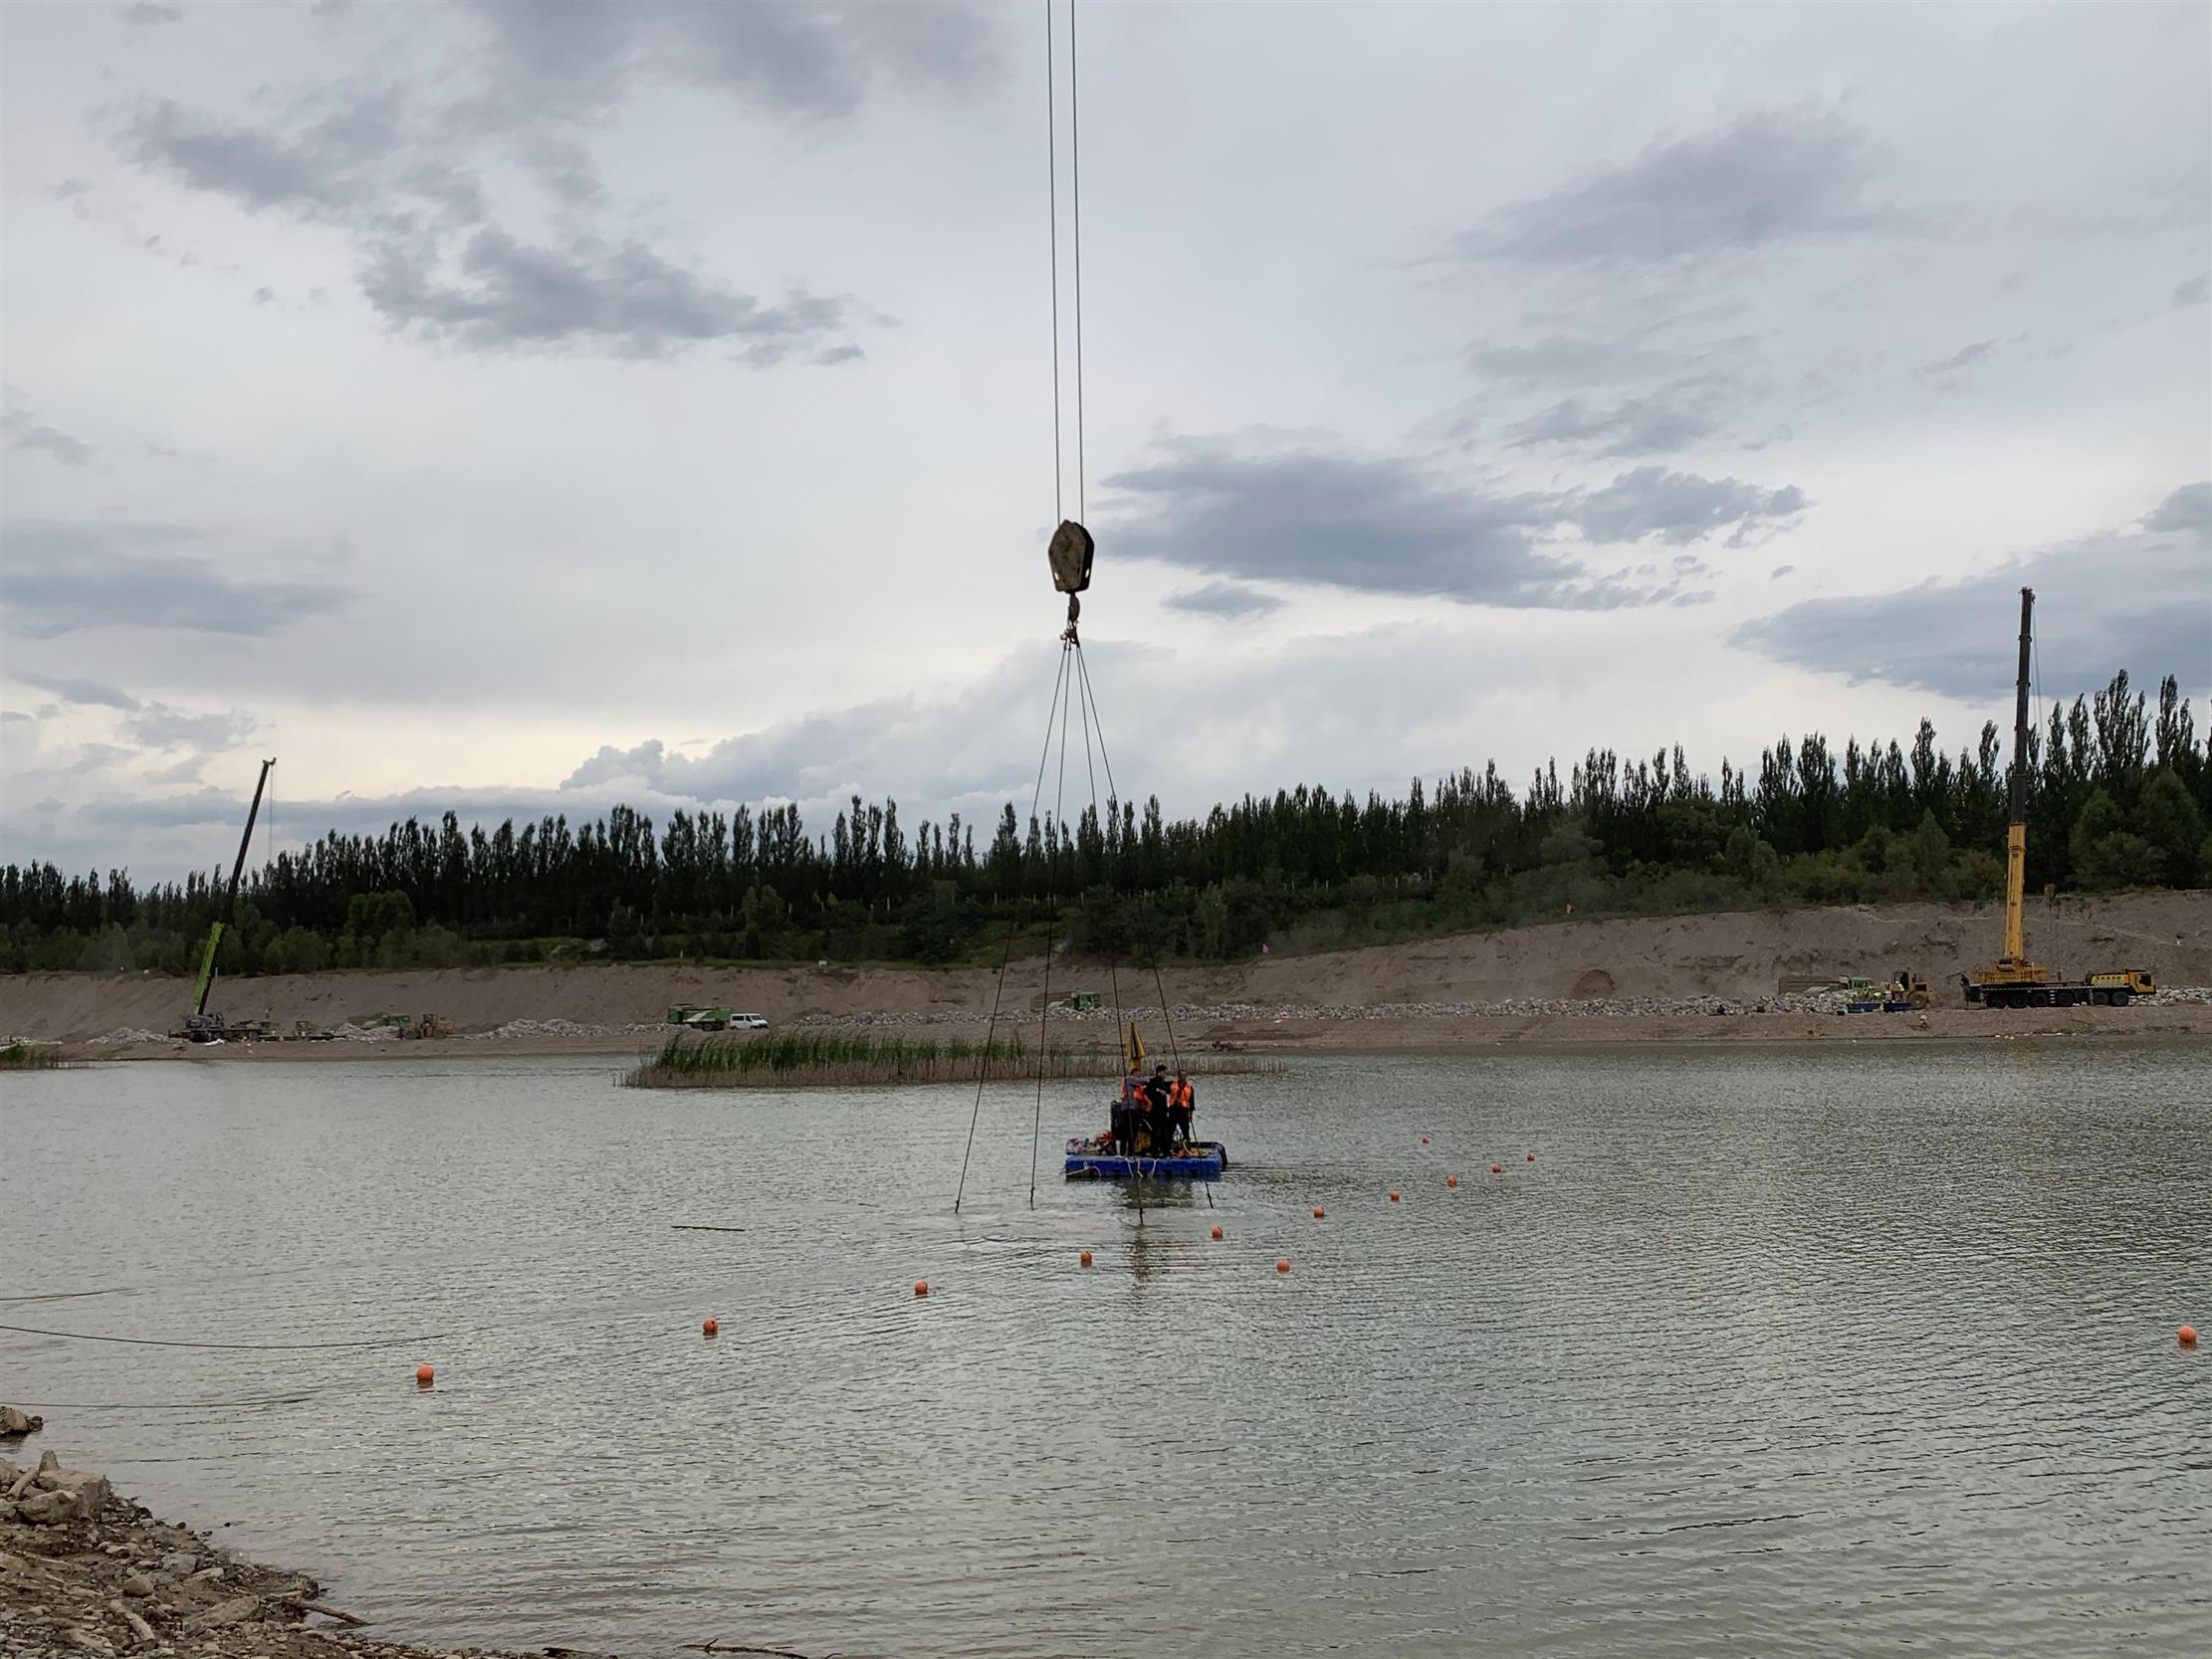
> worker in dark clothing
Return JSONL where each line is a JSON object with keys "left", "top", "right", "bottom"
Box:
{"left": 1115, "top": 1068, "right": 1146, "bottom": 1151}
{"left": 1168, "top": 1070, "right": 1195, "bottom": 1149}
{"left": 1146, "top": 1065, "right": 1173, "bottom": 1156}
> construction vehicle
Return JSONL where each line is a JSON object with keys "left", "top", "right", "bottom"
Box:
{"left": 667, "top": 1005, "right": 734, "bottom": 1031}
{"left": 176, "top": 758, "right": 277, "bottom": 1042}
{"left": 400, "top": 1014, "right": 454, "bottom": 1040}
{"left": 1961, "top": 588, "right": 2153, "bottom": 1009}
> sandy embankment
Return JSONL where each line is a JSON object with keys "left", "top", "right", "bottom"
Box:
{"left": 5, "top": 890, "right": 2208, "bottom": 1060}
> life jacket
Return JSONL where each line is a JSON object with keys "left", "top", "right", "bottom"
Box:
{"left": 1172, "top": 1080, "right": 1194, "bottom": 1109}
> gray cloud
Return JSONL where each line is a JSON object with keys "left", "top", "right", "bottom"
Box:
{"left": 1469, "top": 335, "right": 1690, "bottom": 387}
{"left": 120, "top": 40, "right": 879, "bottom": 363}
{"left": 2177, "top": 273, "right": 2210, "bottom": 307}
{"left": 3, "top": 421, "right": 94, "bottom": 466}
{"left": 1505, "top": 389, "right": 1723, "bottom": 458}
{"left": 1162, "top": 582, "right": 1285, "bottom": 620}
{"left": 358, "top": 225, "right": 848, "bottom": 360}
{"left": 0, "top": 519, "right": 352, "bottom": 638}
{"left": 1102, "top": 435, "right": 1807, "bottom": 604}
{"left": 1566, "top": 466, "right": 1807, "bottom": 546}
{"left": 14, "top": 672, "right": 140, "bottom": 711}
{"left": 2143, "top": 480, "right": 2210, "bottom": 535}
{"left": 1734, "top": 484, "right": 2211, "bottom": 698}
{"left": 469, "top": 1, "right": 998, "bottom": 128}
{"left": 1917, "top": 339, "right": 1994, "bottom": 376}
{"left": 1454, "top": 109, "right": 1890, "bottom": 267}
{"left": 120, "top": 703, "right": 260, "bottom": 751}
{"left": 120, "top": 1, "right": 182, "bottom": 26}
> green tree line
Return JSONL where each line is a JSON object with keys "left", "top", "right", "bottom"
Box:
{"left": 3, "top": 671, "right": 2204, "bottom": 977}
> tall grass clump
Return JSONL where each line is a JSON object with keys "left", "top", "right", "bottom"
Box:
{"left": 0, "top": 1040, "right": 68, "bottom": 1069}
{"left": 624, "top": 1030, "right": 1111, "bottom": 1089}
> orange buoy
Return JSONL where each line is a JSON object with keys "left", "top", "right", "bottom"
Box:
{"left": 1312, "top": 1206, "right": 1326, "bottom": 1219}
{"left": 414, "top": 1363, "right": 434, "bottom": 1387}
{"left": 702, "top": 1317, "right": 719, "bottom": 1337}
{"left": 1210, "top": 1225, "right": 1223, "bottom": 1240}
{"left": 1491, "top": 1163, "right": 1503, "bottom": 1174}
{"left": 2183, "top": 1325, "right": 2200, "bottom": 1348}
{"left": 1389, "top": 1190, "right": 1401, "bottom": 1202}
{"left": 1275, "top": 1258, "right": 1290, "bottom": 1274}
{"left": 914, "top": 1279, "right": 930, "bottom": 1298}
{"left": 1421, "top": 1136, "right": 1430, "bottom": 1144}
{"left": 1527, "top": 1152, "right": 1536, "bottom": 1161}
{"left": 1080, "top": 1250, "right": 1093, "bottom": 1268}
{"left": 1446, "top": 1174, "right": 1459, "bottom": 1187}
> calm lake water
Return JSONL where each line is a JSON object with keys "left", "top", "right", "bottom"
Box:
{"left": 3, "top": 1045, "right": 2208, "bottom": 1657}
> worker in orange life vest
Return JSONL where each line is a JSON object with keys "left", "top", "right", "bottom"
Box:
{"left": 1168, "top": 1070, "right": 1195, "bottom": 1149}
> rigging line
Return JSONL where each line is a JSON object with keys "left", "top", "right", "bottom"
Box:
{"left": 956, "top": 642, "right": 1072, "bottom": 1213}
{"left": 1070, "top": 642, "right": 1127, "bottom": 1073}
{"left": 1068, "top": 0, "right": 1087, "bottom": 521}
{"left": 1031, "top": 636, "right": 1078, "bottom": 1209}
{"left": 0, "top": 1321, "right": 445, "bottom": 1351}
{"left": 1075, "top": 648, "right": 1178, "bottom": 1064}
{"left": 1045, "top": 0, "right": 1064, "bottom": 524}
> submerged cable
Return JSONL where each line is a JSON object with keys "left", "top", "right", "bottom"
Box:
{"left": 956, "top": 644, "right": 1071, "bottom": 1213}
{"left": 0, "top": 1321, "right": 442, "bottom": 1351}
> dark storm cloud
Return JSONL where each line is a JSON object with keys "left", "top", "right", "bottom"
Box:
{"left": 14, "top": 672, "right": 140, "bottom": 711}
{"left": 358, "top": 226, "right": 848, "bottom": 360}
{"left": 1163, "top": 582, "right": 1285, "bottom": 620}
{"left": 1101, "top": 437, "right": 1808, "bottom": 604}
{"left": 0, "top": 519, "right": 352, "bottom": 637}
{"left": 1734, "top": 483, "right": 2211, "bottom": 698}
{"left": 1453, "top": 109, "right": 1890, "bottom": 267}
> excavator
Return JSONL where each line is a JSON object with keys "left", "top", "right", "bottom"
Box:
{"left": 1961, "top": 590, "right": 2153, "bottom": 1009}
{"left": 177, "top": 757, "right": 278, "bottom": 1042}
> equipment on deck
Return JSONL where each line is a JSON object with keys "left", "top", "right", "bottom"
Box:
{"left": 178, "top": 757, "right": 276, "bottom": 1042}
{"left": 1961, "top": 589, "right": 2152, "bottom": 1009}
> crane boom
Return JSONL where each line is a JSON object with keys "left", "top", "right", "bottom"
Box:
{"left": 189, "top": 757, "right": 276, "bottom": 1020}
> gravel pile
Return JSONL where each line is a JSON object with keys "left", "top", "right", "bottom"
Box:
{"left": 324, "top": 1022, "right": 400, "bottom": 1043}
{"left": 83, "top": 1028, "right": 179, "bottom": 1047}
{"left": 2, "top": 1445, "right": 582, "bottom": 1658}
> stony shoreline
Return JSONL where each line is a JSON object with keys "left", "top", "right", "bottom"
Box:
{"left": 1, "top": 1443, "right": 597, "bottom": 1659}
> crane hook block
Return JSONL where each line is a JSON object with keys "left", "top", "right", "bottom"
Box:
{"left": 1047, "top": 519, "right": 1094, "bottom": 595}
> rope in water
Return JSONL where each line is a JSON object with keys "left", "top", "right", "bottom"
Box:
{"left": 0, "top": 1321, "right": 445, "bottom": 1351}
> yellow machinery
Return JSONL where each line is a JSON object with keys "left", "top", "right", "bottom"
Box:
{"left": 1963, "top": 588, "right": 2153, "bottom": 1009}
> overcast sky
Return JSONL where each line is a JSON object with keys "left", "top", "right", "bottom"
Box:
{"left": 3, "top": 0, "right": 2207, "bottom": 882}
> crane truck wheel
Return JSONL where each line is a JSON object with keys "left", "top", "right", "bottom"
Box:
{"left": 2110, "top": 989, "right": 2131, "bottom": 1007}
{"left": 2028, "top": 990, "right": 2051, "bottom": 1008}
{"left": 2092, "top": 989, "right": 2109, "bottom": 1006}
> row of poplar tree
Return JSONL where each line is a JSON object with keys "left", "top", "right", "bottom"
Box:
{"left": 1, "top": 672, "right": 2205, "bottom": 976}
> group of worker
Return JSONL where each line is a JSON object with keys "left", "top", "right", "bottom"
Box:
{"left": 1111, "top": 1064, "right": 1196, "bottom": 1156}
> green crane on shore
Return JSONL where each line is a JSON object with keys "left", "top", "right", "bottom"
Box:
{"left": 182, "top": 757, "right": 276, "bottom": 1041}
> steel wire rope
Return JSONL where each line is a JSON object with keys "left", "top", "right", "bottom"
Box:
{"left": 0, "top": 1321, "right": 444, "bottom": 1350}
{"left": 1030, "top": 636, "right": 1079, "bottom": 1207}
{"left": 1069, "top": 643, "right": 1128, "bottom": 1076}
{"left": 1044, "top": 0, "right": 1063, "bottom": 523}
{"left": 1074, "top": 647, "right": 1182, "bottom": 1071}
{"left": 1069, "top": 0, "right": 1087, "bottom": 521}
{"left": 955, "top": 643, "right": 1072, "bottom": 1212}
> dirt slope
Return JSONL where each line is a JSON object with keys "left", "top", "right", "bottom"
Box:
{"left": 4, "top": 891, "right": 2205, "bottom": 1044}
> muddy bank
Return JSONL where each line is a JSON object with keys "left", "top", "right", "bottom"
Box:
{"left": 0, "top": 1444, "right": 614, "bottom": 1659}
{"left": 5, "top": 891, "right": 2206, "bottom": 1062}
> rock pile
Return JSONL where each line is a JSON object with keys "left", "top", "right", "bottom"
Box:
{"left": 84, "top": 1028, "right": 179, "bottom": 1047}
{"left": 1, "top": 1444, "right": 585, "bottom": 1658}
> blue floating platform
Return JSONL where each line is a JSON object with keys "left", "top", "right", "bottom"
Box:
{"left": 1064, "top": 1139, "right": 1227, "bottom": 1180}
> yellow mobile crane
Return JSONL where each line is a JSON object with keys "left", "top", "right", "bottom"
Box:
{"left": 1962, "top": 589, "right": 2154, "bottom": 1009}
